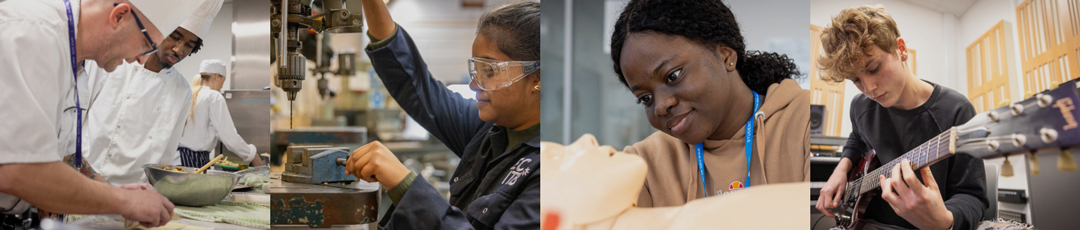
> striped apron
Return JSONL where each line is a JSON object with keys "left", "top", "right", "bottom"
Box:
{"left": 177, "top": 146, "right": 211, "bottom": 168}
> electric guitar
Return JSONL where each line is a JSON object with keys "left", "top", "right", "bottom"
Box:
{"left": 834, "top": 80, "right": 1080, "bottom": 229}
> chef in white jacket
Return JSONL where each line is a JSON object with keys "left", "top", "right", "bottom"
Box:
{"left": 176, "top": 59, "right": 265, "bottom": 168}
{"left": 78, "top": 0, "right": 224, "bottom": 186}
{"left": 0, "top": 0, "right": 195, "bottom": 227}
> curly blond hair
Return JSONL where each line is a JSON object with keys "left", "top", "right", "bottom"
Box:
{"left": 817, "top": 5, "right": 900, "bottom": 83}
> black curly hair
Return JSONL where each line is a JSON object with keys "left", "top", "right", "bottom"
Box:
{"left": 190, "top": 37, "right": 203, "bottom": 56}
{"left": 610, "top": 0, "right": 801, "bottom": 96}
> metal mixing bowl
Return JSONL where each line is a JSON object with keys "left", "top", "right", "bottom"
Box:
{"left": 143, "top": 164, "right": 241, "bottom": 207}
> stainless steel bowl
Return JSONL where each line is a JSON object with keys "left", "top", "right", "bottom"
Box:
{"left": 143, "top": 164, "right": 241, "bottom": 207}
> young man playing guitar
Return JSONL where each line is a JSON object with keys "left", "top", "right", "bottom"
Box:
{"left": 815, "top": 6, "right": 988, "bottom": 230}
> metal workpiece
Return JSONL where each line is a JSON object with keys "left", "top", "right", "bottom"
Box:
{"left": 282, "top": 146, "right": 356, "bottom": 184}
{"left": 270, "top": 179, "right": 380, "bottom": 228}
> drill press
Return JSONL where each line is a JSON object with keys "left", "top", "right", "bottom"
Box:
{"left": 271, "top": 0, "right": 362, "bottom": 128}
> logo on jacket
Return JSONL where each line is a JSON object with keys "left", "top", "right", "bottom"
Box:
{"left": 728, "top": 181, "right": 745, "bottom": 190}
{"left": 714, "top": 181, "right": 746, "bottom": 196}
{"left": 502, "top": 158, "right": 532, "bottom": 186}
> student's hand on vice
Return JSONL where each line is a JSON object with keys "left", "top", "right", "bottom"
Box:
{"left": 879, "top": 159, "right": 954, "bottom": 230}
{"left": 816, "top": 169, "right": 847, "bottom": 217}
{"left": 346, "top": 141, "right": 410, "bottom": 189}
{"left": 119, "top": 187, "right": 175, "bottom": 228}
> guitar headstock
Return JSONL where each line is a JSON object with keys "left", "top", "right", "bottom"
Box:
{"left": 954, "top": 80, "right": 1080, "bottom": 163}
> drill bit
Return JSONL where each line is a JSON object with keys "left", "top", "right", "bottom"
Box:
{"left": 290, "top": 100, "right": 293, "bottom": 129}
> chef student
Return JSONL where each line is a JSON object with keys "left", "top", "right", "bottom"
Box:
{"left": 344, "top": 0, "right": 540, "bottom": 229}
{"left": 77, "top": 0, "right": 224, "bottom": 186}
{"left": 0, "top": 0, "right": 196, "bottom": 228}
{"left": 174, "top": 59, "right": 264, "bottom": 168}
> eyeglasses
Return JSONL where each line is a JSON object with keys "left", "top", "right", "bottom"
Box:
{"left": 115, "top": 3, "right": 157, "bottom": 56}
{"left": 467, "top": 57, "right": 540, "bottom": 91}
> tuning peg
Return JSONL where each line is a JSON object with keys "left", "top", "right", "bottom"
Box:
{"left": 998, "top": 100, "right": 1011, "bottom": 107}
{"left": 1060, "top": 149, "right": 1077, "bottom": 172}
{"left": 1037, "top": 93, "right": 1053, "bottom": 108}
{"left": 1012, "top": 133, "right": 1027, "bottom": 147}
{"left": 1025, "top": 91, "right": 1035, "bottom": 99}
{"left": 1041, "top": 128, "right": 1059, "bottom": 144}
{"left": 1051, "top": 80, "right": 1060, "bottom": 90}
{"left": 1030, "top": 152, "right": 1040, "bottom": 175}
{"left": 1010, "top": 103, "right": 1024, "bottom": 116}
{"left": 987, "top": 140, "right": 1001, "bottom": 152}
{"left": 988, "top": 112, "right": 1000, "bottom": 122}
{"left": 1002, "top": 154, "right": 1015, "bottom": 177}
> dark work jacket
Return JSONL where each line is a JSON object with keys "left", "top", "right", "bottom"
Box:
{"left": 365, "top": 26, "right": 541, "bottom": 230}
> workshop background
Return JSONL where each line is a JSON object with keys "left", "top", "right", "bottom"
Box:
{"left": 267, "top": 0, "right": 532, "bottom": 228}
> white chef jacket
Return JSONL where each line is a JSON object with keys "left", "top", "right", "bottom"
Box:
{"left": 78, "top": 61, "right": 193, "bottom": 186}
{"left": 0, "top": 0, "right": 80, "bottom": 214}
{"left": 176, "top": 86, "right": 257, "bottom": 164}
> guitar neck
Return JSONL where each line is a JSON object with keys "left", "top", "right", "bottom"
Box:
{"left": 852, "top": 128, "right": 956, "bottom": 193}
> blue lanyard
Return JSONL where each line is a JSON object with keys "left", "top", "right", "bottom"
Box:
{"left": 695, "top": 91, "right": 759, "bottom": 197}
{"left": 64, "top": 0, "right": 84, "bottom": 170}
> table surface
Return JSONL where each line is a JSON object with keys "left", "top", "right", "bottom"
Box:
{"left": 60, "top": 189, "right": 271, "bottom": 230}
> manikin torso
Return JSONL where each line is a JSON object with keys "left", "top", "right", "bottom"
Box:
{"left": 540, "top": 134, "right": 809, "bottom": 230}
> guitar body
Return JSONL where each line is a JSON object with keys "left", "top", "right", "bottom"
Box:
{"left": 836, "top": 150, "right": 879, "bottom": 230}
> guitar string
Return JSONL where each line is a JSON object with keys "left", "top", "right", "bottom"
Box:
{"left": 854, "top": 130, "right": 952, "bottom": 192}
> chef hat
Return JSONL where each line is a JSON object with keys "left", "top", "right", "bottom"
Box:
{"left": 179, "top": 0, "right": 224, "bottom": 38}
{"left": 128, "top": 0, "right": 198, "bottom": 42}
{"left": 200, "top": 59, "right": 227, "bottom": 76}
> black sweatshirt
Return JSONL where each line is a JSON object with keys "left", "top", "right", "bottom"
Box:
{"left": 841, "top": 81, "right": 988, "bottom": 230}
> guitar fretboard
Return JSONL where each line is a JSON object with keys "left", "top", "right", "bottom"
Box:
{"left": 847, "top": 128, "right": 955, "bottom": 194}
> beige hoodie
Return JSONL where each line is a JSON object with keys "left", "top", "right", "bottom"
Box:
{"left": 624, "top": 79, "right": 811, "bottom": 207}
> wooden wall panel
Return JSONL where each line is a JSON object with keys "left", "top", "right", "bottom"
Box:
{"left": 967, "top": 21, "right": 1014, "bottom": 113}
{"left": 1017, "top": 0, "right": 1080, "bottom": 96}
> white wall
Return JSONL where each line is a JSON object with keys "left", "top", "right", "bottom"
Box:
{"left": 174, "top": 2, "right": 235, "bottom": 90}
{"left": 811, "top": 0, "right": 952, "bottom": 136}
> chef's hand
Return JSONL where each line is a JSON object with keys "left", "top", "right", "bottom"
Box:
{"left": 119, "top": 187, "right": 175, "bottom": 228}
{"left": 346, "top": 141, "right": 410, "bottom": 189}
{"left": 250, "top": 155, "right": 265, "bottom": 167}
{"left": 879, "top": 159, "right": 954, "bottom": 230}
{"left": 120, "top": 183, "right": 154, "bottom": 191}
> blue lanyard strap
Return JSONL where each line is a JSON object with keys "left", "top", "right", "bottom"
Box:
{"left": 695, "top": 91, "right": 760, "bottom": 197}
{"left": 64, "top": 0, "right": 84, "bottom": 172}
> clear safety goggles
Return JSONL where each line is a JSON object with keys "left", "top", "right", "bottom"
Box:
{"left": 467, "top": 57, "right": 540, "bottom": 91}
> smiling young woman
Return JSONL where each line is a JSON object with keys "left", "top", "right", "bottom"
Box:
{"left": 608, "top": 0, "right": 812, "bottom": 207}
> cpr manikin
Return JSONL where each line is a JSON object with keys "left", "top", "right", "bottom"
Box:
{"left": 540, "top": 134, "right": 809, "bottom": 230}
